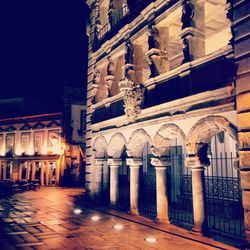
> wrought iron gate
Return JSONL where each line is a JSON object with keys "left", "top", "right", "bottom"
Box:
{"left": 168, "top": 146, "right": 194, "bottom": 225}
{"left": 118, "top": 159, "right": 130, "bottom": 211}
{"left": 204, "top": 151, "right": 245, "bottom": 238}
{"left": 139, "top": 146, "right": 156, "bottom": 218}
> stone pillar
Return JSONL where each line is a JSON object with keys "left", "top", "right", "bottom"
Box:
{"left": 18, "top": 162, "right": 22, "bottom": 180}
{"left": 3, "top": 161, "right": 6, "bottom": 180}
{"left": 26, "top": 161, "right": 31, "bottom": 181}
{"left": 45, "top": 161, "right": 50, "bottom": 186}
{"left": 108, "top": 158, "right": 122, "bottom": 207}
{"left": 31, "top": 161, "right": 36, "bottom": 180}
{"left": 187, "top": 156, "right": 207, "bottom": 235}
{"left": 55, "top": 160, "right": 60, "bottom": 186}
{"left": 94, "top": 159, "right": 105, "bottom": 200}
{"left": 40, "top": 162, "right": 44, "bottom": 186}
{"left": 126, "top": 158, "right": 142, "bottom": 215}
{"left": 151, "top": 157, "right": 171, "bottom": 223}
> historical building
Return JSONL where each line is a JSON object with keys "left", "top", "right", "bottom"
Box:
{"left": 85, "top": 0, "right": 250, "bottom": 247}
{"left": 0, "top": 94, "right": 86, "bottom": 187}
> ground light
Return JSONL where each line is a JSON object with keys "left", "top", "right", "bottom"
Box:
{"left": 145, "top": 237, "right": 157, "bottom": 243}
{"left": 74, "top": 208, "right": 82, "bottom": 214}
{"left": 91, "top": 215, "right": 100, "bottom": 221}
{"left": 113, "top": 224, "right": 124, "bottom": 230}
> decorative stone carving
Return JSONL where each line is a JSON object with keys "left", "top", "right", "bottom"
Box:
{"left": 119, "top": 80, "right": 144, "bottom": 122}
{"left": 181, "top": 0, "right": 195, "bottom": 30}
{"left": 146, "top": 24, "right": 169, "bottom": 77}
{"left": 91, "top": 67, "right": 101, "bottom": 103}
{"left": 105, "top": 56, "right": 115, "bottom": 96}
{"left": 119, "top": 40, "right": 144, "bottom": 122}
{"left": 125, "top": 40, "right": 134, "bottom": 65}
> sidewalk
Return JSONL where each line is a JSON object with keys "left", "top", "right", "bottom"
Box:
{"left": 0, "top": 187, "right": 243, "bottom": 249}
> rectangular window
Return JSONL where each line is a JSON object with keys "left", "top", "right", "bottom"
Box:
{"left": 80, "top": 110, "right": 86, "bottom": 132}
{"left": 21, "top": 133, "right": 30, "bottom": 153}
{"left": 0, "top": 135, "right": 3, "bottom": 151}
{"left": 48, "top": 130, "right": 60, "bottom": 149}
{"left": 34, "top": 133, "right": 43, "bottom": 153}
{"left": 6, "top": 134, "right": 15, "bottom": 152}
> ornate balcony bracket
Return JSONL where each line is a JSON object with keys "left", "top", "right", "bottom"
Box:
{"left": 119, "top": 78, "right": 144, "bottom": 123}
{"left": 145, "top": 48, "right": 168, "bottom": 77}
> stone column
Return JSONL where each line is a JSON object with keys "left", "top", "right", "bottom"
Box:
{"left": 45, "top": 161, "right": 50, "bottom": 185}
{"left": 26, "top": 161, "right": 31, "bottom": 181}
{"left": 31, "top": 161, "right": 36, "bottom": 180}
{"left": 18, "top": 162, "right": 22, "bottom": 180}
{"left": 40, "top": 162, "right": 44, "bottom": 186}
{"left": 126, "top": 158, "right": 142, "bottom": 215}
{"left": 108, "top": 158, "right": 122, "bottom": 207}
{"left": 94, "top": 159, "right": 105, "bottom": 200}
{"left": 187, "top": 156, "right": 207, "bottom": 235}
{"left": 151, "top": 157, "right": 171, "bottom": 224}
{"left": 55, "top": 160, "right": 60, "bottom": 186}
{"left": 3, "top": 161, "right": 7, "bottom": 180}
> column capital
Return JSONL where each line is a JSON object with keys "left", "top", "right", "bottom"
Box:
{"left": 185, "top": 156, "right": 200, "bottom": 167}
{"left": 94, "top": 158, "right": 106, "bottom": 166}
{"left": 151, "top": 157, "right": 171, "bottom": 168}
{"left": 107, "top": 158, "right": 122, "bottom": 167}
{"left": 126, "top": 158, "right": 142, "bottom": 167}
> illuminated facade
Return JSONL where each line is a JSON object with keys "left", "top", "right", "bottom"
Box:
{"left": 0, "top": 97, "right": 86, "bottom": 186}
{"left": 86, "top": 0, "right": 250, "bottom": 246}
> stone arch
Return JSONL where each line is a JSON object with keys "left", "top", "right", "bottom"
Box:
{"left": 187, "top": 116, "right": 237, "bottom": 162}
{"left": 107, "top": 133, "right": 127, "bottom": 158}
{"left": 92, "top": 136, "right": 108, "bottom": 158}
{"left": 127, "top": 129, "right": 152, "bottom": 158}
{"left": 152, "top": 124, "right": 187, "bottom": 157}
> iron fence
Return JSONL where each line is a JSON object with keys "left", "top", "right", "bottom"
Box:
{"left": 204, "top": 152, "right": 245, "bottom": 238}
{"left": 168, "top": 152, "right": 194, "bottom": 225}
{"left": 139, "top": 153, "right": 157, "bottom": 218}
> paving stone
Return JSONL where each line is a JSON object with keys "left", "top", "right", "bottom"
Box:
{"left": 0, "top": 187, "right": 237, "bottom": 250}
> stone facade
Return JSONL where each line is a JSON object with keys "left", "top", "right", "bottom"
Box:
{"left": 86, "top": 0, "right": 250, "bottom": 246}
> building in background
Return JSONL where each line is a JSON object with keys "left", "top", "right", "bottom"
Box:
{"left": 86, "top": 0, "right": 250, "bottom": 247}
{"left": 0, "top": 88, "right": 86, "bottom": 187}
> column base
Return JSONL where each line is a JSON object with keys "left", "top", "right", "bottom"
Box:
{"left": 191, "top": 224, "right": 208, "bottom": 236}
{"left": 155, "top": 217, "right": 170, "bottom": 224}
{"left": 109, "top": 203, "right": 117, "bottom": 209}
{"left": 128, "top": 209, "right": 139, "bottom": 216}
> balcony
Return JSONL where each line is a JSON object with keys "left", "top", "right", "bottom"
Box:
{"left": 93, "top": 0, "right": 155, "bottom": 51}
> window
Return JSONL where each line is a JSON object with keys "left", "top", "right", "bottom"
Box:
{"left": 80, "top": 110, "right": 86, "bottom": 132}
{"left": 21, "top": 133, "right": 30, "bottom": 153}
{"left": 48, "top": 130, "right": 60, "bottom": 153}
{"left": 6, "top": 134, "right": 15, "bottom": 152}
{"left": 0, "top": 135, "right": 3, "bottom": 151}
{"left": 34, "top": 133, "right": 43, "bottom": 153}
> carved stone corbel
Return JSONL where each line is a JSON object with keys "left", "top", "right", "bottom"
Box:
{"left": 105, "top": 56, "right": 115, "bottom": 96}
{"left": 145, "top": 24, "right": 169, "bottom": 77}
{"left": 119, "top": 79, "right": 144, "bottom": 123}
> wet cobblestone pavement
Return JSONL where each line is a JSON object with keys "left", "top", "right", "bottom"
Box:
{"left": 0, "top": 187, "right": 238, "bottom": 250}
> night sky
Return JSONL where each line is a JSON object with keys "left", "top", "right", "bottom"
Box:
{"left": 0, "top": 0, "right": 88, "bottom": 101}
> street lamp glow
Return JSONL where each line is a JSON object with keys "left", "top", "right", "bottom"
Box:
{"left": 91, "top": 215, "right": 100, "bottom": 221}
{"left": 74, "top": 208, "right": 82, "bottom": 214}
{"left": 113, "top": 224, "right": 123, "bottom": 230}
{"left": 145, "top": 237, "right": 157, "bottom": 243}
